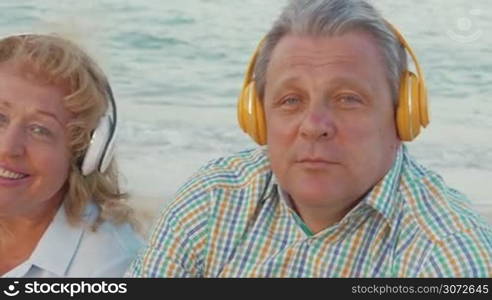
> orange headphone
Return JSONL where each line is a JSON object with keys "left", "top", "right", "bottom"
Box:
{"left": 237, "top": 23, "right": 429, "bottom": 145}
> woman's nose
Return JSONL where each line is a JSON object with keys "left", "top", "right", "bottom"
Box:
{"left": 0, "top": 126, "right": 26, "bottom": 158}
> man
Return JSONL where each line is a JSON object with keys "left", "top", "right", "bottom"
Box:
{"left": 128, "top": 0, "right": 491, "bottom": 277}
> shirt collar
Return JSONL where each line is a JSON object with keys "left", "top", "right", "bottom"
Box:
{"left": 9, "top": 201, "right": 96, "bottom": 277}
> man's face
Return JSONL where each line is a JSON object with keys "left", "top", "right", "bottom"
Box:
{"left": 264, "top": 32, "right": 400, "bottom": 213}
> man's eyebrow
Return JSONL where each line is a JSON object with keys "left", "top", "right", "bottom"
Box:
{"left": 274, "top": 76, "right": 303, "bottom": 86}
{"left": 324, "top": 77, "right": 373, "bottom": 94}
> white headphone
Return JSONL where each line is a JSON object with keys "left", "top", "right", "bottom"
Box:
{"left": 80, "top": 78, "right": 118, "bottom": 176}
{"left": 0, "top": 33, "right": 118, "bottom": 176}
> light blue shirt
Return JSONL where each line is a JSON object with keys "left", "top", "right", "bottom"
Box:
{"left": 3, "top": 202, "right": 143, "bottom": 278}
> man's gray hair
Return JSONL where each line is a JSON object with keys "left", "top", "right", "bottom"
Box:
{"left": 254, "top": 0, "right": 407, "bottom": 105}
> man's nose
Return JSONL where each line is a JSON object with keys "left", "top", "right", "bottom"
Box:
{"left": 0, "top": 126, "right": 26, "bottom": 158}
{"left": 299, "top": 103, "right": 336, "bottom": 141}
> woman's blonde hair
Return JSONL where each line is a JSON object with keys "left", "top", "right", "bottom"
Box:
{"left": 0, "top": 34, "right": 137, "bottom": 231}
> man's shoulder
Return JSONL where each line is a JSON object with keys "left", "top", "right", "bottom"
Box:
{"left": 163, "top": 148, "right": 271, "bottom": 224}
{"left": 201, "top": 147, "right": 270, "bottom": 176}
{"left": 181, "top": 147, "right": 271, "bottom": 191}
{"left": 400, "top": 154, "right": 490, "bottom": 242}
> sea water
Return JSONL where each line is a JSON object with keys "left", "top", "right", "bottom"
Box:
{"left": 0, "top": 0, "right": 490, "bottom": 211}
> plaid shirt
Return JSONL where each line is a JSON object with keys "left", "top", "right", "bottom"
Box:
{"left": 127, "top": 145, "right": 492, "bottom": 277}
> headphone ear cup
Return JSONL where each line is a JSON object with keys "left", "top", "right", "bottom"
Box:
{"left": 237, "top": 81, "right": 267, "bottom": 145}
{"left": 251, "top": 83, "right": 267, "bottom": 145}
{"left": 397, "top": 71, "right": 422, "bottom": 141}
{"left": 238, "top": 82, "right": 252, "bottom": 134}
{"left": 409, "top": 72, "right": 421, "bottom": 139}
{"left": 396, "top": 71, "right": 412, "bottom": 141}
{"left": 80, "top": 116, "right": 111, "bottom": 176}
{"left": 99, "top": 120, "right": 116, "bottom": 173}
{"left": 418, "top": 78, "right": 430, "bottom": 127}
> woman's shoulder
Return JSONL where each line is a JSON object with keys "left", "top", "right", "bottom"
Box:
{"left": 67, "top": 204, "right": 144, "bottom": 277}
{"left": 84, "top": 219, "right": 144, "bottom": 255}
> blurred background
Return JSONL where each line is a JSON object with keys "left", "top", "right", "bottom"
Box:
{"left": 1, "top": 0, "right": 490, "bottom": 226}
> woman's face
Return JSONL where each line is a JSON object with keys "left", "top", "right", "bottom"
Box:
{"left": 0, "top": 61, "right": 72, "bottom": 218}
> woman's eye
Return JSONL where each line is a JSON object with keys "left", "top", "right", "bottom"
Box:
{"left": 29, "top": 124, "right": 52, "bottom": 137}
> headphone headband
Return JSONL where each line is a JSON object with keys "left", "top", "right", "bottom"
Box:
{"left": 385, "top": 22, "right": 426, "bottom": 92}
{"left": 240, "top": 38, "right": 264, "bottom": 94}
{"left": 81, "top": 69, "right": 118, "bottom": 176}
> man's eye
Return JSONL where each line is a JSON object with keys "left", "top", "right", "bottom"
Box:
{"left": 282, "top": 96, "right": 301, "bottom": 106}
{"left": 337, "top": 94, "right": 362, "bottom": 107}
{"left": 0, "top": 113, "right": 8, "bottom": 125}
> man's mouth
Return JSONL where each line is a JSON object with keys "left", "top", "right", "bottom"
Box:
{"left": 297, "top": 156, "right": 338, "bottom": 164}
{"left": 296, "top": 157, "right": 339, "bottom": 169}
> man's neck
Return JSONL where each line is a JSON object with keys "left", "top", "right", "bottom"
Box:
{"left": 291, "top": 196, "right": 360, "bottom": 234}
{"left": 277, "top": 185, "right": 360, "bottom": 234}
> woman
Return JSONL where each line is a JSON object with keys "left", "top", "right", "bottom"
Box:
{"left": 0, "top": 34, "right": 143, "bottom": 277}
